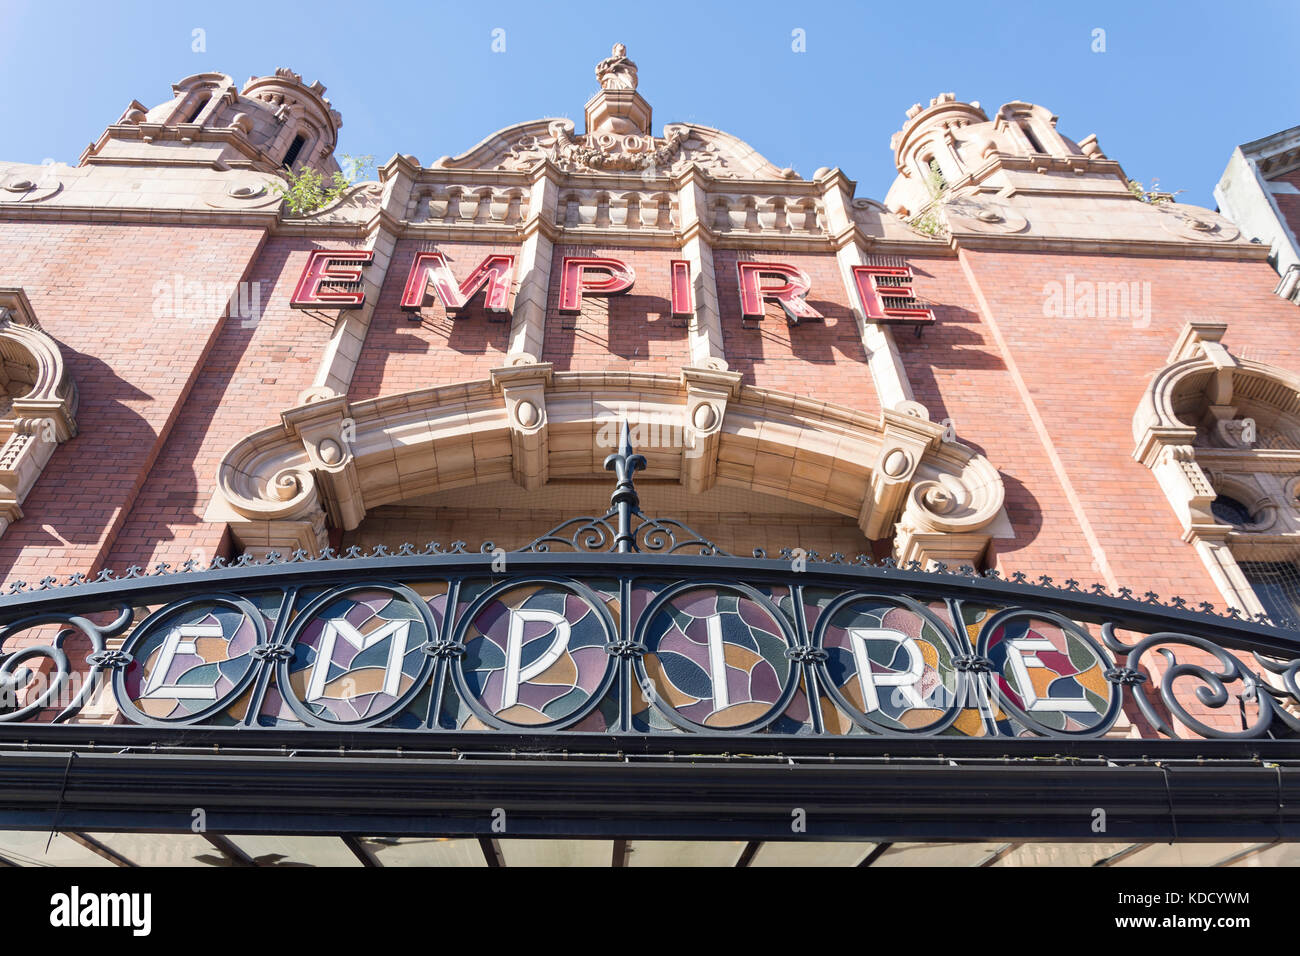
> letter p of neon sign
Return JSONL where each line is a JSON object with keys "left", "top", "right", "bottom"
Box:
{"left": 290, "top": 249, "right": 373, "bottom": 310}
{"left": 558, "top": 256, "right": 636, "bottom": 313}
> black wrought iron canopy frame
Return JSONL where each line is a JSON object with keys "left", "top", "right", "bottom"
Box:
{"left": 0, "top": 422, "right": 1296, "bottom": 841}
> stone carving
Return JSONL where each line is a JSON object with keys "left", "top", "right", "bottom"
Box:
{"left": 0, "top": 165, "right": 63, "bottom": 204}
{"left": 1154, "top": 204, "right": 1240, "bottom": 243}
{"left": 496, "top": 119, "right": 686, "bottom": 174}
{"left": 0, "top": 290, "right": 80, "bottom": 537}
{"left": 444, "top": 119, "right": 787, "bottom": 180}
{"left": 596, "top": 43, "right": 638, "bottom": 91}
{"left": 944, "top": 196, "right": 1029, "bottom": 235}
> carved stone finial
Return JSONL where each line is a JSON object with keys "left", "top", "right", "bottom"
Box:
{"left": 596, "top": 43, "right": 638, "bottom": 91}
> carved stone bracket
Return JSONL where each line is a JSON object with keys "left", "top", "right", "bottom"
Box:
{"left": 281, "top": 393, "right": 364, "bottom": 531}
{"left": 860, "top": 408, "right": 944, "bottom": 540}
{"left": 492, "top": 361, "right": 554, "bottom": 491}
{"left": 680, "top": 366, "right": 743, "bottom": 495}
{"left": 892, "top": 438, "right": 1003, "bottom": 569}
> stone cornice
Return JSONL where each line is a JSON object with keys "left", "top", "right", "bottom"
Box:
{"left": 950, "top": 232, "right": 1272, "bottom": 260}
{"left": 0, "top": 205, "right": 281, "bottom": 229}
{"left": 1, "top": 197, "right": 1276, "bottom": 264}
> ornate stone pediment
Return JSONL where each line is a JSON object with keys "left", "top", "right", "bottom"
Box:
{"left": 431, "top": 44, "right": 794, "bottom": 181}
{"left": 434, "top": 118, "right": 794, "bottom": 180}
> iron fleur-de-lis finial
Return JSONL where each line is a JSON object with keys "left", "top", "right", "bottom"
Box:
{"left": 604, "top": 420, "right": 647, "bottom": 553}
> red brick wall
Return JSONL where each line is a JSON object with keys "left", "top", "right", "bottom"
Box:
{"left": 104, "top": 238, "right": 365, "bottom": 571}
{"left": 349, "top": 238, "right": 517, "bottom": 400}
{"left": 956, "top": 248, "right": 1300, "bottom": 605}
{"left": 1268, "top": 167, "right": 1300, "bottom": 245}
{"left": 0, "top": 219, "right": 266, "bottom": 582}
{"left": 891, "top": 254, "right": 1100, "bottom": 582}
{"left": 714, "top": 249, "right": 880, "bottom": 415}
{"left": 543, "top": 245, "right": 690, "bottom": 373}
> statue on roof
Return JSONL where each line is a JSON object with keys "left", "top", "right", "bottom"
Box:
{"left": 596, "top": 43, "right": 638, "bottom": 91}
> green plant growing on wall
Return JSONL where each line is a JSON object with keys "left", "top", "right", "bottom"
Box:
{"left": 272, "top": 153, "right": 376, "bottom": 215}
{"left": 1128, "top": 178, "right": 1182, "bottom": 205}
{"left": 907, "top": 158, "right": 951, "bottom": 238}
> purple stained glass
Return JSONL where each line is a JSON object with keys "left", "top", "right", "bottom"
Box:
{"left": 641, "top": 587, "right": 791, "bottom": 729}
{"left": 461, "top": 583, "right": 613, "bottom": 726}
{"left": 122, "top": 603, "right": 258, "bottom": 720}
{"left": 984, "top": 616, "right": 1112, "bottom": 732}
{"left": 286, "top": 588, "right": 430, "bottom": 723}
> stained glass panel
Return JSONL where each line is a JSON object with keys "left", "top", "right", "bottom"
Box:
{"left": 458, "top": 582, "right": 615, "bottom": 728}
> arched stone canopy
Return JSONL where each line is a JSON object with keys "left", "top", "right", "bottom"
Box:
{"left": 208, "top": 364, "right": 1004, "bottom": 565}
{"left": 1134, "top": 320, "right": 1300, "bottom": 617}
{"left": 0, "top": 288, "right": 79, "bottom": 535}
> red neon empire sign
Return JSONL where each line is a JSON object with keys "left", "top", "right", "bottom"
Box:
{"left": 290, "top": 249, "right": 935, "bottom": 327}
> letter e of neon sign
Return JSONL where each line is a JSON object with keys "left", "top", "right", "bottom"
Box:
{"left": 851, "top": 264, "right": 935, "bottom": 325}
{"left": 290, "top": 249, "right": 373, "bottom": 310}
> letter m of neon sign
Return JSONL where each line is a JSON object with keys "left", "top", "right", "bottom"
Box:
{"left": 400, "top": 252, "right": 516, "bottom": 316}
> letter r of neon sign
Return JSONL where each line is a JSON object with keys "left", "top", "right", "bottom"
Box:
{"left": 736, "top": 261, "right": 823, "bottom": 324}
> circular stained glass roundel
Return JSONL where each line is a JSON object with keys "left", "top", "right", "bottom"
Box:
{"left": 817, "top": 596, "right": 961, "bottom": 732}
{"left": 459, "top": 582, "right": 616, "bottom": 728}
{"left": 283, "top": 587, "right": 432, "bottom": 725}
{"left": 119, "top": 599, "right": 262, "bottom": 722}
{"left": 981, "top": 612, "right": 1115, "bottom": 733}
{"left": 638, "top": 585, "right": 794, "bottom": 731}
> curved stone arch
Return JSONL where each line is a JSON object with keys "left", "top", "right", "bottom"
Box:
{"left": 1134, "top": 321, "right": 1300, "bottom": 618}
{"left": 0, "top": 289, "right": 79, "bottom": 536}
{"left": 208, "top": 365, "right": 1005, "bottom": 565}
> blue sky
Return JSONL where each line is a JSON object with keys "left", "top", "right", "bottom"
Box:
{"left": 1, "top": 0, "right": 1296, "bottom": 208}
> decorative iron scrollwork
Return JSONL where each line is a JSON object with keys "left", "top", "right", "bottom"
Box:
{"left": 520, "top": 421, "right": 725, "bottom": 556}
{"left": 0, "top": 427, "right": 1294, "bottom": 742}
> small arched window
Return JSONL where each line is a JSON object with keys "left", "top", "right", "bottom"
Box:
{"left": 1134, "top": 321, "right": 1300, "bottom": 626}
{"left": 184, "top": 93, "right": 210, "bottom": 124}
{"left": 922, "top": 155, "right": 948, "bottom": 194}
{"left": 1210, "top": 494, "right": 1253, "bottom": 526}
{"left": 281, "top": 134, "right": 307, "bottom": 169}
{"left": 1019, "top": 121, "right": 1046, "bottom": 154}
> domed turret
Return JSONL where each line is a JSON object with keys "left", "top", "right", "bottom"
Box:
{"left": 884, "top": 94, "right": 1126, "bottom": 217}
{"left": 81, "top": 68, "right": 342, "bottom": 176}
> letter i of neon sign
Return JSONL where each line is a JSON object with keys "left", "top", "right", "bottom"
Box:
{"left": 670, "top": 259, "right": 694, "bottom": 317}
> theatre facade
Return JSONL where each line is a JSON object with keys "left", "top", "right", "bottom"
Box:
{"left": 0, "top": 46, "right": 1296, "bottom": 867}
